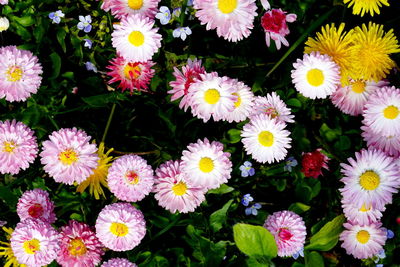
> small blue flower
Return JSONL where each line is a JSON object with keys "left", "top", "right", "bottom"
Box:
{"left": 386, "top": 229, "right": 394, "bottom": 239}
{"left": 376, "top": 265, "right": 384, "bottom": 267}
{"left": 187, "top": 0, "right": 194, "bottom": 6}
{"left": 83, "top": 39, "right": 92, "bottom": 49}
{"left": 245, "top": 203, "right": 261, "bottom": 216}
{"left": 241, "top": 194, "right": 253, "bottom": 207}
{"left": 284, "top": 156, "right": 298, "bottom": 172}
{"left": 172, "top": 8, "right": 181, "bottom": 18}
{"left": 49, "top": 10, "right": 65, "bottom": 24}
{"left": 292, "top": 248, "right": 304, "bottom": 259}
{"left": 77, "top": 15, "right": 92, "bottom": 33}
{"left": 239, "top": 161, "right": 255, "bottom": 177}
{"left": 155, "top": 6, "right": 171, "bottom": 25}
{"left": 173, "top": 26, "right": 192, "bottom": 41}
{"left": 85, "top": 61, "right": 97, "bottom": 73}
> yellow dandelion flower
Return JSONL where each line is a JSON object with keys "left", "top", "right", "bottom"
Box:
{"left": 304, "top": 23, "right": 354, "bottom": 85}
{"left": 76, "top": 142, "right": 114, "bottom": 200}
{"left": 0, "top": 227, "right": 26, "bottom": 267}
{"left": 348, "top": 22, "right": 400, "bottom": 82}
{"left": 343, "top": 0, "right": 389, "bottom": 17}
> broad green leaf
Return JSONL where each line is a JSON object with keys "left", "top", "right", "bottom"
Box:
{"left": 207, "top": 184, "right": 234, "bottom": 195}
{"left": 13, "top": 15, "right": 35, "bottom": 26}
{"left": 305, "top": 251, "right": 325, "bottom": 267}
{"left": 305, "top": 215, "right": 345, "bottom": 251}
{"left": 57, "top": 28, "right": 67, "bottom": 53}
{"left": 287, "top": 98, "right": 302, "bottom": 108}
{"left": 0, "top": 185, "right": 19, "bottom": 210}
{"left": 227, "top": 129, "right": 242, "bottom": 143}
{"left": 49, "top": 52, "right": 61, "bottom": 79}
{"left": 289, "top": 202, "right": 311, "bottom": 215}
{"left": 209, "top": 199, "right": 233, "bottom": 232}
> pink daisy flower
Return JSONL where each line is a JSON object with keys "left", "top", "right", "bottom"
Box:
{"left": 112, "top": 14, "right": 162, "bottom": 62}
{"left": 40, "top": 128, "right": 99, "bottom": 185}
{"left": 100, "top": 0, "right": 112, "bottom": 12}
{"left": 331, "top": 79, "right": 389, "bottom": 116}
{"left": 107, "top": 154, "right": 154, "bottom": 202}
{"left": 0, "top": 120, "right": 38, "bottom": 175}
{"left": 361, "top": 125, "right": 400, "bottom": 158}
{"left": 154, "top": 160, "right": 206, "bottom": 213}
{"left": 340, "top": 221, "right": 387, "bottom": 259}
{"left": 342, "top": 200, "right": 384, "bottom": 226}
{"left": 261, "top": 8, "right": 297, "bottom": 50}
{"left": 57, "top": 220, "right": 104, "bottom": 267}
{"left": 0, "top": 46, "right": 42, "bottom": 102}
{"left": 168, "top": 58, "right": 206, "bottom": 111}
{"left": 17, "top": 189, "right": 56, "bottom": 224}
{"left": 193, "top": 0, "right": 257, "bottom": 42}
{"left": 339, "top": 149, "right": 400, "bottom": 210}
{"left": 107, "top": 56, "right": 155, "bottom": 93}
{"left": 251, "top": 93, "right": 294, "bottom": 124}
{"left": 10, "top": 218, "right": 60, "bottom": 267}
{"left": 101, "top": 258, "right": 137, "bottom": 267}
{"left": 362, "top": 86, "right": 400, "bottom": 136}
{"left": 263, "top": 210, "right": 307, "bottom": 257}
{"left": 223, "top": 79, "right": 255, "bottom": 123}
{"left": 108, "top": 0, "right": 160, "bottom": 20}
{"left": 181, "top": 138, "right": 232, "bottom": 190}
{"left": 95, "top": 202, "right": 146, "bottom": 251}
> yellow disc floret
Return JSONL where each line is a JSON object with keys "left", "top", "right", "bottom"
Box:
{"left": 199, "top": 157, "right": 214, "bottom": 173}
{"left": 258, "top": 131, "right": 274, "bottom": 147}
{"left": 172, "top": 181, "right": 188, "bottom": 196}
{"left": 128, "top": 31, "right": 145, "bottom": 47}
{"left": 359, "top": 171, "right": 380, "bottom": 190}
{"left": 306, "top": 69, "right": 325, "bottom": 87}
{"left": 218, "top": 0, "right": 238, "bottom": 14}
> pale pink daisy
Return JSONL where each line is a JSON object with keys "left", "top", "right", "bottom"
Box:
{"left": 101, "top": 258, "right": 137, "bottom": 267}
{"left": 181, "top": 138, "right": 232, "bottom": 190}
{"left": 362, "top": 86, "right": 400, "bottom": 136}
{"left": 361, "top": 125, "right": 400, "bottom": 158}
{"left": 340, "top": 221, "right": 387, "bottom": 259}
{"left": 0, "top": 46, "right": 42, "bottom": 102}
{"left": 40, "top": 128, "right": 99, "bottom": 185}
{"left": 263, "top": 210, "right": 306, "bottom": 257}
{"left": 241, "top": 114, "right": 291, "bottom": 164}
{"left": 168, "top": 58, "right": 206, "bottom": 111}
{"left": 339, "top": 149, "right": 400, "bottom": 210}
{"left": 0, "top": 0, "right": 8, "bottom": 5}
{"left": 250, "top": 93, "right": 294, "bottom": 124}
{"left": 0, "top": 119, "right": 38, "bottom": 175}
{"left": 107, "top": 56, "right": 155, "bottom": 93}
{"left": 193, "top": 0, "right": 257, "bottom": 42}
{"left": 112, "top": 14, "right": 162, "bottom": 62}
{"left": 291, "top": 52, "right": 340, "bottom": 99}
{"left": 57, "top": 220, "right": 104, "bottom": 267}
{"left": 154, "top": 160, "right": 206, "bottom": 213}
{"left": 10, "top": 218, "right": 60, "bottom": 267}
{"left": 342, "top": 200, "right": 384, "bottom": 226}
{"left": 108, "top": 0, "right": 160, "bottom": 19}
{"left": 189, "top": 72, "right": 237, "bottom": 122}
{"left": 107, "top": 154, "right": 154, "bottom": 202}
{"left": 17, "top": 189, "right": 56, "bottom": 224}
{"left": 101, "top": 0, "right": 112, "bottom": 11}
{"left": 95, "top": 202, "right": 146, "bottom": 251}
{"left": 223, "top": 79, "right": 255, "bottom": 123}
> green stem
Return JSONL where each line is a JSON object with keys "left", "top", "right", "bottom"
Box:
{"left": 101, "top": 103, "right": 116, "bottom": 143}
{"left": 48, "top": 114, "right": 60, "bottom": 130}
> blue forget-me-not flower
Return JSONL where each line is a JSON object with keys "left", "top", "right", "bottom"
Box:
{"left": 77, "top": 15, "right": 92, "bottom": 33}
{"left": 239, "top": 161, "right": 255, "bottom": 177}
{"left": 49, "top": 10, "right": 65, "bottom": 24}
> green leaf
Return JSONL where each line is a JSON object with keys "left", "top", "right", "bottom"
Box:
{"left": 227, "top": 129, "right": 242, "bottom": 144}
{"left": 289, "top": 202, "right": 311, "bottom": 215}
{"left": 57, "top": 28, "right": 67, "bottom": 53}
{"left": 305, "top": 215, "right": 345, "bottom": 251}
{"left": 210, "top": 199, "right": 233, "bottom": 232}
{"left": 233, "top": 223, "right": 277, "bottom": 260}
{"left": 13, "top": 15, "right": 35, "bottom": 26}
{"left": 207, "top": 184, "right": 234, "bottom": 195}
{"left": 0, "top": 185, "right": 19, "bottom": 210}
{"left": 287, "top": 98, "right": 302, "bottom": 108}
{"left": 334, "top": 136, "right": 351, "bottom": 151}
{"left": 49, "top": 52, "right": 62, "bottom": 79}
{"left": 305, "top": 251, "right": 325, "bottom": 267}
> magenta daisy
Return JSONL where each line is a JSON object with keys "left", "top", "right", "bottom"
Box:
{"left": 154, "top": 160, "right": 206, "bottom": 213}
{"left": 0, "top": 46, "right": 42, "bottom": 102}
{"left": 331, "top": 79, "right": 389, "bottom": 116}
{"left": 168, "top": 58, "right": 206, "bottom": 111}
{"left": 340, "top": 221, "right": 387, "bottom": 259}
{"left": 342, "top": 200, "right": 384, "bottom": 226}
{"left": 362, "top": 86, "right": 400, "bottom": 136}
{"left": 0, "top": 120, "right": 38, "bottom": 175}
{"left": 107, "top": 56, "right": 155, "bottom": 93}
{"left": 181, "top": 138, "right": 232, "bottom": 190}
{"left": 241, "top": 114, "right": 291, "bottom": 164}
{"left": 10, "top": 218, "right": 60, "bottom": 267}
{"left": 40, "top": 128, "right": 99, "bottom": 185}
{"left": 263, "top": 210, "right": 307, "bottom": 257}
{"left": 223, "top": 79, "right": 255, "bottom": 123}
{"left": 107, "top": 0, "right": 160, "bottom": 19}
{"left": 17, "top": 189, "right": 56, "bottom": 224}
{"left": 361, "top": 125, "right": 400, "bottom": 158}
{"left": 101, "top": 258, "right": 137, "bottom": 267}
{"left": 193, "top": 0, "right": 257, "bottom": 42}
{"left": 251, "top": 93, "right": 295, "bottom": 124}
{"left": 107, "top": 154, "right": 154, "bottom": 202}
{"left": 339, "top": 149, "right": 400, "bottom": 210}
{"left": 95, "top": 202, "right": 146, "bottom": 251}
{"left": 57, "top": 220, "right": 104, "bottom": 267}
{"left": 112, "top": 14, "right": 162, "bottom": 62}
{"left": 291, "top": 52, "right": 340, "bottom": 99}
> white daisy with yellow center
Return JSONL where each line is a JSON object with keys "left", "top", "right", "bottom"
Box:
{"left": 109, "top": 0, "right": 160, "bottom": 20}
{"left": 342, "top": 200, "right": 384, "bottom": 226}
{"left": 223, "top": 79, "right": 255, "bottom": 123}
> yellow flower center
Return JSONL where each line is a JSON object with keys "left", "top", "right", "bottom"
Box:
{"left": 110, "top": 222, "right": 129, "bottom": 237}
{"left": 68, "top": 238, "right": 87, "bottom": 256}
{"left": 128, "top": 0, "right": 143, "bottom": 10}
{"left": 258, "top": 131, "right": 274, "bottom": 147}
{"left": 204, "top": 89, "right": 220, "bottom": 104}
{"left": 306, "top": 68, "right": 325, "bottom": 87}
{"left": 356, "top": 230, "right": 370, "bottom": 244}
{"left": 23, "top": 239, "right": 40, "bottom": 254}
{"left": 199, "top": 157, "right": 214, "bottom": 173}
{"left": 233, "top": 93, "right": 241, "bottom": 108}
{"left": 351, "top": 80, "right": 366, "bottom": 94}
{"left": 172, "top": 181, "right": 188, "bottom": 196}
{"left": 126, "top": 170, "right": 140, "bottom": 185}
{"left": 6, "top": 66, "right": 23, "bottom": 82}
{"left": 3, "top": 141, "right": 16, "bottom": 153}
{"left": 359, "top": 204, "right": 371, "bottom": 212}
{"left": 123, "top": 63, "right": 141, "bottom": 79}
{"left": 359, "top": 171, "right": 380, "bottom": 190}
{"left": 383, "top": 105, "right": 399, "bottom": 120}
{"left": 59, "top": 149, "right": 79, "bottom": 165}
{"left": 128, "top": 31, "right": 145, "bottom": 47}
{"left": 218, "top": 0, "right": 238, "bottom": 14}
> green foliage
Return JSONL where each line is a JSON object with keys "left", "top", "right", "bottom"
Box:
{"left": 305, "top": 215, "right": 345, "bottom": 251}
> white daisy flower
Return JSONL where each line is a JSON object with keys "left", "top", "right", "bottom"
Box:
{"left": 223, "top": 79, "right": 255, "bottom": 123}
{"left": 251, "top": 93, "right": 295, "bottom": 124}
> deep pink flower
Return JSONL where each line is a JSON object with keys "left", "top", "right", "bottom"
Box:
{"left": 261, "top": 9, "right": 296, "bottom": 50}
{"left": 17, "top": 189, "right": 56, "bottom": 224}
{"left": 301, "top": 149, "right": 329, "bottom": 178}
